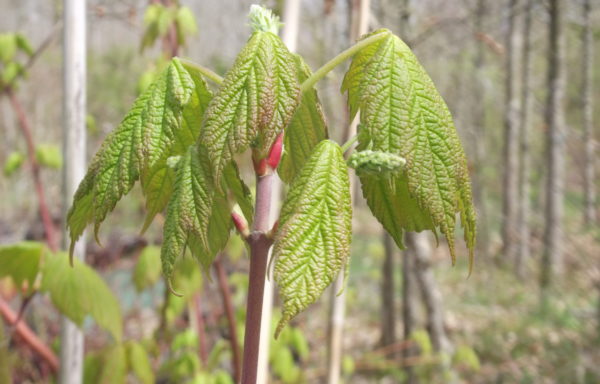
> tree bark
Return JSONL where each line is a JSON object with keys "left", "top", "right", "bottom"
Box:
{"left": 255, "top": 3, "right": 302, "bottom": 383}
{"left": 516, "top": 0, "right": 533, "bottom": 279}
{"left": 60, "top": 0, "right": 87, "bottom": 382}
{"left": 406, "top": 234, "right": 451, "bottom": 354}
{"left": 471, "top": 0, "right": 490, "bottom": 255}
{"left": 541, "top": 0, "right": 566, "bottom": 289}
{"left": 380, "top": 233, "right": 396, "bottom": 347}
{"left": 582, "top": 0, "right": 596, "bottom": 227}
{"left": 501, "top": 0, "right": 520, "bottom": 265}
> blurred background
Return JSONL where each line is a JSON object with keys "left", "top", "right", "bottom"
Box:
{"left": 1, "top": 0, "right": 599, "bottom": 383}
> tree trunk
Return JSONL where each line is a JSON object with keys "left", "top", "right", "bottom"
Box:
{"left": 541, "top": 0, "right": 566, "bottom": 289}
{"left": 516, "top": 0, "right": 533, "bottom": 279}
{"left": 582, "top": 0, "right": 596, "bottom": 227}
{"left": 501, "top": 0, "right": 520, "bottom": 265}
{"left": 406, "top": 234, "right": 451, "bottom": 354}
{"left": 60, "top": 0, "right": 87, "bottom": 382}
{"left": 472, "top": 0, "right": 490, "bottom": 255}
{"left": 327, "top": 2, "right": 369, "bottom": 383}
{"left": 380, "top": 233, "right": 396, "bottom": 347}
{"left": 255, "top": 2, "right": 302, "bottom": 383}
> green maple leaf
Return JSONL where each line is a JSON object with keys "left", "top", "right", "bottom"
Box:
{"left": 67, "top": 58, "right": 208, "bottom": 255}
{"left": 342, "top": 29, "right": 476, "bottom": 267}
{"left": 200, "top": 30, "right": 300, "bottom": 184}
{"left": 41, "top": 252, "right": 123, "bottom": 342}
{"left": 161, "top": 146, "right": 230, "bottom": 280}
{"left": 273, "top": 140, "right": 352, "bottom": 336}
{"left": 278, "top": 55, "right": 328, "bottom": 183}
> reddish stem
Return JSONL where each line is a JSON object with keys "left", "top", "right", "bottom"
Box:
{"left": 192, "top": 293, "right": 209, "bottom": 364}
{"left": 241, "top": 172, "right": 275, "bottom": 384}
{"left": 6, "top": 88, "right": 59, "bottom": 252}
{"left": 215, "top": 258, "right": 242, "bottom": 383}
{"left": 0, "top": 297, "right": 59, "bottom": 373}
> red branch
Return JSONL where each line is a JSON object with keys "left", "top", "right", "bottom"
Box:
{"left": 215, "top": 258, "right": 241, "bottom": 383}
{"left": 6, "top": 88, "right": 59, "bottom": 252}
{"left": 0, "top": 297, "right": 59, "bottom": 373}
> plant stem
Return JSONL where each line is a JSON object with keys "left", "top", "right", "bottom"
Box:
{"left": 179, "top": 58, "right": 224, "bottom": 85}
{"left": 0, "top": 297, "right": 59, "bottom": 373}
{"left": 191, "top": 293, "right": 209, "bottom": 365}
{"left": 242, "top": 172, "right": 275, "bottom": 384}
{"left": 300, "top": 30, "right": 388, "bottom": 93}
{"left": 340, "top": 134, "right": 359, "bottom": 154}
{"left": 215, "top": 258, "right": 242, "bottom": 383}
{"left": 6, "top": 87, "right": 58, "bottom": 252}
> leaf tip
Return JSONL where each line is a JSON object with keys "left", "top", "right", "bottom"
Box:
{"left": 167, "top": 279, "right": 183, "bottom": 297}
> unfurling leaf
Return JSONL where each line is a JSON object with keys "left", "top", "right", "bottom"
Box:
{"left": 35, "top": 144, "right": 63, "bottom": 169}
{"left": 161, "top": 146, "right": 230, "bottom": 280}
{"left": 342, "top": 29, "right": 476, "bottom": 267}
{"left": 273, "top": 140, "right": 352, "bottom": 336}
{"left": 3, "top": 151, "right": 25, "bottom": 176}
{"left": 67, "top": 58, "right": 205, "bottom": 254}
{"left": 41, "top": 252, "right": 123, "bottom": 341}
{"left": 200, "top": 30, "right": 300, "bottom": 184}
{"left": 278, "top": 55, "right": 328, "bottom": 183}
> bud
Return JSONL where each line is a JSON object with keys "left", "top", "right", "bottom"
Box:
{"left": 348, "top": 150, "right": 406, "bottom": 176}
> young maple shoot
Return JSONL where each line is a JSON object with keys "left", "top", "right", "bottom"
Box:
{"left": 66, "top": 4, "right": 476, "bottom": 381}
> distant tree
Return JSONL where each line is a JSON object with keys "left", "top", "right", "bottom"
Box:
{"left": 581, "top": 0, "right": 596, "bottom": 227}
{"left": 516, "top": 0, "right": 533, "bottom": 278}
{"left": 541, "top": 0, "right": 566, "bottom": 288}
{"left": 502, "top": 0, "right": 520, "bottom": 264}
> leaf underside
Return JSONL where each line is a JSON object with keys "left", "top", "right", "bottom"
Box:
{"left": 273, "top": 140, "right": 352, "bottom": 336}
{"left": 200, "top": 31, "right": 300, "bottom": 184}
{"left": 278, "top": 55, "right": 328, "bottom": 183}
{"left": 342, "top": 29, "right": 476, "bottom": 267}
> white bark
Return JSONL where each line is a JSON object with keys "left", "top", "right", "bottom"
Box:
{"left": 60, "top": 0, "right": 87, "bottom": 383}
{"left": 327, "top": 2, "right": 370, "bottom": 383}
{"left": 256, "top": 2, "right": 301, "bottom": 383}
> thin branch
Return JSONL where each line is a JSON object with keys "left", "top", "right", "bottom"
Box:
{"left": 0, "top": 297, "right": 59, "bottom": 373}
{"left": 215, "top": 257, "right": 241, "bottom": 383}
{"left": 6, "top": 88, "right": 59, "bottom": 252}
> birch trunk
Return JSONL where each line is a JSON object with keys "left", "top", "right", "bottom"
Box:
{"left": 327, "top": 1, "right": 370, "bottom": 383}
{"left": 60, "top": 0, "right": 87, "bottom": 383}
{"left": 516, "top": 0, "right": 533, "bottom": 279}
{"left": 541, "top": 0, "right": 566, "bottom": 288}
{"left": 256, "top": 2, "right": 301, "bottom": 383}
{"left": 501, "top": 0, "right": 520, "bottom": 264}
{"left": 582, "top": 0, "right": 596, "bottom": 227}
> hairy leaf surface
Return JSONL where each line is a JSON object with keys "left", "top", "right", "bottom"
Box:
{"left": 342, "top": 29, "right": 476, "bottom": 265}
{"left": 273, "top": 140, "right": 352, "bottom": 335}
{"left": 201, "top": 31, "right": 300, "bottom": 183}
{"left": 67, "top": 58, "right": 206, "bottom": 252}
{"left": 161, "top": 146, "right": 230, "bottom": 279}
{"left": 278, "top": 55, "right": 328, "bottom": 183}
{"left": 141, "top": 65, "right": 213, "bottom": 231}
